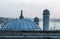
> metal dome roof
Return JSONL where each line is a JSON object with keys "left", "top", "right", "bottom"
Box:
{"left": 2, "top": 19, "right": 40, "bottom": 31}
{"left": 43, "top": 9, "right": 50, "bottom": 15}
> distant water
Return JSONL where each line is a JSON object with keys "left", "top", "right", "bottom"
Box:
{"left": 39, "top": 21, "right": 60, "bottom": 30}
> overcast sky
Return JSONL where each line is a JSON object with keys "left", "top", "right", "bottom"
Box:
{"left": 0, "top": 0, "right": 60, "bottom": 19}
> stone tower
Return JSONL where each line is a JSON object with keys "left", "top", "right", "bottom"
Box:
{"left": 43, "top": 9, "right": 50, "bottom": 30}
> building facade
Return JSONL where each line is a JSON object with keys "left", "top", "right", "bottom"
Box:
{"left": 0, "top": 10, "right": 60, "bottom": 39}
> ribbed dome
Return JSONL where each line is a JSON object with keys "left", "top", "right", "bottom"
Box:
{"left": 2, "top": 19, "right": 40, "bottom": 31}
{"left": 43, "top": 9, "right": 50, "bottom": 15}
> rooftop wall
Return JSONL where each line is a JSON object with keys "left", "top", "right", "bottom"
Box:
{"left": 0, "top": 30, "right": 60, "bottom": 39}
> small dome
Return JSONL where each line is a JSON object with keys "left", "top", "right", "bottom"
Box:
{"left": 43, "top": 9, "right": 50, "bottom": 15}
{"left": 34, "top": 17, "right": 39, "bottom": 22}
{"left": 2, "top": 19, "right": 40, "bottom": 31}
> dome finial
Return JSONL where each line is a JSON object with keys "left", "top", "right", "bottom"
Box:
{"left": 19, "top": 10, "right": 24, "bottom": 19}
{"left": 43, "top": 9, "right": 50, "bottom": 15}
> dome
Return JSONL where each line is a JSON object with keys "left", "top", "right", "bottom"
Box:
{"left": 2, "top": 19, "right": 40, "bottom": 31}
{"left": 43, "top": 9, "right": 50, "bottom": 15}
{"left": 34, "top": 17, "right": 39, "bottom": 22}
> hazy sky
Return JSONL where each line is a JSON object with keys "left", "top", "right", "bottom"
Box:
{"left": 0, "top": 0, "right": 60, "bottom": 19}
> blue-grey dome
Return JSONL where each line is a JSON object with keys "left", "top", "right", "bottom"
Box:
{"left": 2, "top": 19, "right": 40, "bottom": 31}
{"left": 43, "top": 9, "right": 50, "bottom": 15}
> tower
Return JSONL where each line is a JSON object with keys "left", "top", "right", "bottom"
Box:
{"left": 43, "top": 9, "right": 50, "bottom": 30}
{"left": 19, "top": 10, "right": 24, "bottom": 19}
{"left": 34, "top": 17, "right": 39, "bottom": 26}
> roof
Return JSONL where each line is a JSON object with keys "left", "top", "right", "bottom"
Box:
{"left": 2, "top": 19, "right": 40, "bottom": 31}
{"left": 43, "top": 9, "right": 50, "bottom": 15}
